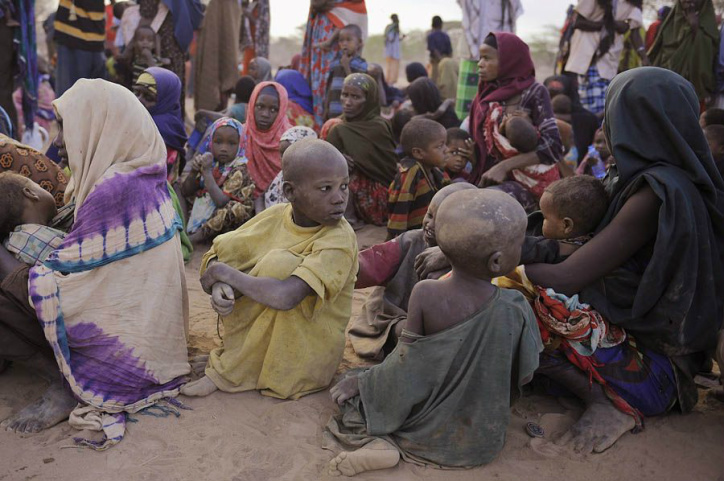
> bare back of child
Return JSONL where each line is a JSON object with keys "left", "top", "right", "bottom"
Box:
{"left": 327, "top": 189, "right": 543, "bottom": 477}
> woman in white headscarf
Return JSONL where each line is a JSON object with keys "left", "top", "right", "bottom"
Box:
{"left": 0, "top": 79, "right": 190, "bottom": 448}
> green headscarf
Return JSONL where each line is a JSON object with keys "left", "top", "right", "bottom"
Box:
{"left": 648, "top": 0, "right": 719, "bottom": 100}
{"left": 326, "top": 74, "right": 398, "bottom": 185}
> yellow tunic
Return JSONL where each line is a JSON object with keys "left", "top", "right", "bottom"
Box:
{"left": 201, "top": 203, "right": 359, "bottom": 399}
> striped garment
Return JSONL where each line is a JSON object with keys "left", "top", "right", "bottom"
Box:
{"left": 54, "top": 0, "right": 105, "bottom": 52}
{"left": 387, "top": 158, "right": 448, "bottom": 239}
{"left": 455, "top": 59, "right": 479, "bottom": 120}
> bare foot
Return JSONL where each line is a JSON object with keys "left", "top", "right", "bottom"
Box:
{"left": 330, "top": 375, "right": 360, "bottom": 405}
{"left": 189, "top": 355, "right": 209, "bottom": 377}
{"left": 555, "top": 400, "right": 635, "bottom": 453}
{"left": 180, "top": 375, "right": 218, "bottom": 397}
{"left": 328, "top": 439, "right": 400, "bottom": 476}
{"left": 1, "top": 380, "right": 76, "bottom": 434}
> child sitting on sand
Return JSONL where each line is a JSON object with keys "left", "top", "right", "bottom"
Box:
{"left": 326, "top": 189, "right": 543, "bottom": 476}
{"left": 348, "top": 182, "right": 476, "bottom": 359}
{"left": 181, "top": 139, "right": 358, "bottom": 400}
{"left": 0, "top": 172, "right": 65, "bottom": 266}
{"left": 181, "top": 118, "right": 256, "bottom": 243}
{"left": 387, "top": 118, "right": 449, "bottom": 239}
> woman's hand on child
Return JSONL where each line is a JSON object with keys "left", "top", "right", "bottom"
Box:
{"left": 330, "top": 375, "right": 360, "bottom": 405}
{"left": 480, "top": 163, "right": 508, "bottom": 187}
{"left": 415, "top": 247, "right": 451, "bottom": 280}
{"left": 211, "top": 282, "right": 236, "bottom": 316}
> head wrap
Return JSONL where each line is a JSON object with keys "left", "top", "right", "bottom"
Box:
{"left": 253, "top": 57, "right": 273, "bottom": 83}
{"left": 275, "top": 69, "right": 314, "bottom": 115}
{"left": 280, "top": 126, "right": 317, "bottom": 144}
{"left": 198, "top": 117, "right": 245, "bottom": 160}
{"left": 140, "top": 67, "right": 188, "bottom": 151}
{"left": 245, "top": 81, "right": 293, "bottom": 195}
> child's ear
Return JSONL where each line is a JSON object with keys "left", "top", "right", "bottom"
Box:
{"left": 487, "top": 251, "right": 503, "bottom": 275}
{"left": 22, "top": 186, "right": 40, "bottom": 202}
{"left": 282, "top": 181, "right": 295, "bottom": 202}
{"left": 562, "top": 217, "right": 575, "bottom": 235}
{"left": 411, "top": 147, "right": 424, "bottom": 161}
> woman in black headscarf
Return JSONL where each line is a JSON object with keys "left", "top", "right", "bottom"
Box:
{"left": 525, "top": 67, "right": 724, "bottom": 452}
{"left": 407, "top": 77, "right": 459, "bottom": 129}
{"left": 544, "top": 75, "right": 600, "bottom": 164}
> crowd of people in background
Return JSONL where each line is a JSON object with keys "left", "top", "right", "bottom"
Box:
{"left": 0, "top": 0, "right": 723, "bottom": 477}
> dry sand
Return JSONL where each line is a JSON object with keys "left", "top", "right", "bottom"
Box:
{"left": 1, "top": 225, "right": 723, "bottom": 481}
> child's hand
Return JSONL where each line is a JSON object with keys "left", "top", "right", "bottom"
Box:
{"left": 140, "top": 48, "right": 154, "bottom": 64}
{"left": 330, "top": 375, "right": 360, "bottom": 405}
{"left": 200, "top": 261, "right": 229, "bottom": 293}
{"left": 211, "top": 282, "right": 236, "bottom": 316}
{"left": 457, "top": 139, "right": 474, "bottom": 160}
{"left": 340, "top": 52, "right": 352, "bottom": 70}
{"left": 415, "top": 246, "right": 450, "bottom": 280}
{"left": 199, "top": 152, "right": 214, "bottom": 173}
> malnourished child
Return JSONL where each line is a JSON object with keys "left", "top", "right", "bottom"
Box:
{"left": 326, "top": 189, "right": 543, "bottom": 476}
{"left": 181, "top": 139, "right": 358, "bottom": 400}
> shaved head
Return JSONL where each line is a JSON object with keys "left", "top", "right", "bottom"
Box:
{"left": 436, "top": 189, "right": 526, "bottom": 277}
{"left": 282, "top": 138, "right": 347, "bottom": 184}
{"left": 429, "top": 182, "right": 477, "bottom": 210}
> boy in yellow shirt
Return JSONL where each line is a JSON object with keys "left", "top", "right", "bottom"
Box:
{"left": 182, "top": 139, "right": 358, "bottom": 400}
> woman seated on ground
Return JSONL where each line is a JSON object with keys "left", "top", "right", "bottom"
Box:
{"left": 408, "top": 77, "right": 459, "bottom": 129}
{"left": 418, "top": 67, "right": 724, "bottom": 454}
{"left": 469, "top": 32, "right": 563, "bottom": 213}
{"left": 275, "top": 68, "right": 316, "bottom": 131}
{"left": 0, "top": 80, "right": 189, "bottom": 445}
{"left": 326, "top": 74, "right": 398, "bottom": 228}
{"left": 134, "top": 67, "right": 188, "bottom": 183}
{"left": 182, "top": 117, "right": 255, "bottom": 243}
{"left": 245, "top": 81, "right": 293, "bottom": 213}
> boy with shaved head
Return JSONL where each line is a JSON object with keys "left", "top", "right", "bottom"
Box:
{"left": 326, "top": 189, "right": 543, "bottom": 476}
{"left": 182, "top": 139, "right": 358, "bottom": 400}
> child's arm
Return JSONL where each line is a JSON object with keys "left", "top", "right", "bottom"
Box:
{"left": 202, "top": 262, "right": 314, "bottom": 311}
{"left": 400, "top": 280, "right": 432, "bottom": 341}
{"left": 180, "top": 156, "right": 203, "bottom": 197}
{"left": 197, "top": 153, "right": 232, "bottom": 208}
{"left": 356, "top": 238, "right": 403, "bottom": 288}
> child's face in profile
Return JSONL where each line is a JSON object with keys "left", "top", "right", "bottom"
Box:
{"left": 134, "top": 27, "right": 155, "bottom": 52}
{"left": 254, "top": 93, "right": 280, "bottom": 131}
{"left": 133, "top": 84, "right": 156, "bottom": 110}
{"left": 415, "top": 131, "right": 448, "bottom": 169}
{"left": 540, "top": 192, "right": 572, "bottom": 240}
{"left": 212, "top": 126, "right": 240, "bottom": 164}
{"left": 444, "top": 138, "right": 469, "bottom": 173}
{"left": 341, "top": 85, "right": 366, "bottom": 120}
{"left": 286, "top": 159, "right": 350, "bottom": 227}
{"left": 593, "top": 131, "right": 610, "bottom": 160}
{"left": 338, "top": 30, "right": 362, "bottom": 57}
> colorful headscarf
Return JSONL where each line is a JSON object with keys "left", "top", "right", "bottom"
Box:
{"left": 140, "top": 67, "right": 188, "bottom": 152}
{"left": 245, "top": 81, "right": 292, "bottom": 195}
{"left": 275, "top": 69, "right": 314, "bottom": 114}
{"left": 198, "top": 117, "right": 245, "bottom": 160}
{"left": 280, "top": 125, "right": 317, "bottom": 143}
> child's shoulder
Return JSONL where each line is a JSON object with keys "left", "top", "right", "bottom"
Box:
{"left": 493, "top": 287, "right": 536, "bottom": 317}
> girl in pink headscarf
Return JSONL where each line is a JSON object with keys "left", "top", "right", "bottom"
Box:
{"left": 245, "top": 81, "right": 294, "bottom": 213}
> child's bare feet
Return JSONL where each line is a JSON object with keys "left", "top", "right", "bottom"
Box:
{"left": 189, "top": 355, "right": 209, "bottom": 377}
{"left": 330, "top": 375, "right": 359, "bottom": 405}
{"left": 328, "top": 439, "right": 400, "bottom": 476}
{"left": 180, "top": 375, "right": 218, "bottom": 397}
{"left": 1, "top": 380, "right": 76, "bottom": 433}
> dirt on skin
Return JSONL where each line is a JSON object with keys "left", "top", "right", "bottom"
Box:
{"left": 0, "top": 225, "right": 723, "bottom": 481}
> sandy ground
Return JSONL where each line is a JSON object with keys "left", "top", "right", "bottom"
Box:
{"left": 1, "top": 225, "right": 723, "bottom": 481}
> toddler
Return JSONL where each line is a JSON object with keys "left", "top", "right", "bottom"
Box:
{"left": 387, "top": 118, "right": 449, "bottom": 239}
{"left": 325, "top": 24, "right": 368, "bottom": 120}
{"left": 576, "top": 129, "right": 612, "bottom": 179}
{"left": 327, "top": 189, "right": 542, "bottom": 476}
{"left": 444, "top": 127, "right": 474, "bottom": 182}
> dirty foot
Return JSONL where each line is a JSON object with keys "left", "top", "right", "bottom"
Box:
{"left": 189, "top": 355, "right": 209, "bottom": 377}
{"left": 180, "top": 375, "right": 218, "bottom": 397}
{"left": 328, "top": 439, "right": 400, "bottom": 476}
{"left": 555, "top": 401, "right": 635, "bottom": 453}
{"left": 1, "top": 381, "right": 76, "bottom": 434}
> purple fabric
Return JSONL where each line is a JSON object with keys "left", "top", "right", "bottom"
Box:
{"left": 275, "top": 69, "right": 314, "bottom": 114}
{"left": 161, "top": 0, "right": 204, "bottom": 53}
{"left": 66, "top": 323, "right": 185, "bottom": 404}
{"left": 145, "top": 67, "right": 188, "bottom": 151}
